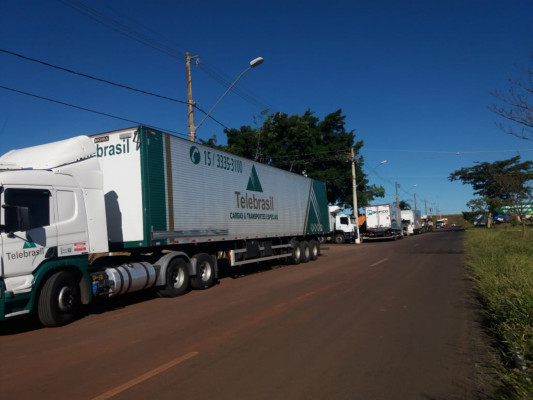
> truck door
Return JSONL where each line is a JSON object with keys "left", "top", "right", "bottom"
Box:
{"left": 1, "top": 187, "right": 57, "bottom": 279}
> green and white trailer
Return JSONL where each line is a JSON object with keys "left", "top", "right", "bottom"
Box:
{"left": 0, "top": 126, "right": 329, "bottom": 326}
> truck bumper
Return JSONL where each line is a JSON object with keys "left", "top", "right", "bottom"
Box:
{"left": 364, "top": 229, "right": 401, "bottom": 240}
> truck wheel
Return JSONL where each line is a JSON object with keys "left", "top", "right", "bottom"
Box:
{"left": 309, "top": 240, "right": 320, "bottom": 260}
{"left": 289, "top": 239, "right": 301, "bottom": 265}
{"left": 190, "top": 253, "right": 216, "bottom": 290}
{"left": 157, "top": 258, "right": 190, "bottom": 297}
{"left": 300, "top": 241, "right": 311, "bottom": 263}
{"left": 38, "top": 271, "right": 80, "bottom": 327}
{"left": 334, "top": 233, "right": 345, "bottom": 244}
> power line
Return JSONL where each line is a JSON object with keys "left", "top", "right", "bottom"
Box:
{"left": 0, "top": 48, "right": 229, "bottom": 130}
{"left": 0, "top": 49, "right": 189, "bottom": 104}
{"left": 59, "top": 0, "right": 271, "bottom": 112}
{"left": 0, "top": 85, "right": 188, "bottom": 138}
{"left": 365, "top": 148, "right": 533, "bottom": 155}
{"left": 197, "top": 62, "right": 271, "bottom": 111}
{"left": 59, "top": 0, "right": 185, "bottom": 60}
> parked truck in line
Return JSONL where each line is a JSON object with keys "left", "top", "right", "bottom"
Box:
{"left": 0, "top": 126, "right": 329, "bottom": 326}
{"left": 401, "top": 209, "right": 422, "bottom": 236}
{"left": 325, "top": 205, "right": 358, "bottom": 244}
{"left": 362, "top": 204, "right": 403, "bottom": 241}
{"left": 435, "top": 218, "right": 448, "bottom": 229}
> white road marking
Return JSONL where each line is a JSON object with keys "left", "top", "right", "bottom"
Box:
{"left": 91, "top": 352, "right": 199, "bottom": 400}
{"left": 370, "top": 258, "right": 388, "bottom": 267}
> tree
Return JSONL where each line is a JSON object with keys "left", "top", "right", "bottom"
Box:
{"left": 490, "top": 55, "right": 533, "bottom": 141}
{"left": 449, "top": 156, "right": 533, "bottom": 234}
{"left": 398, "top": 200, "right": 411, "bottom": 210}
{"left": 217, "top": 109, "right": 384, "bottom": 209}
{"left": 491, "top": 165, "right": 533, "bottom": 233}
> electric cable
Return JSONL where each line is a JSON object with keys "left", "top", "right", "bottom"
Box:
{"left": 59, "top": 0, "right": 271, "bottom": 111}
{"left": 0, "top": 48, "right": 229, "bottom": 130}
{"left": 0, "top": 85, "right": 188, "bottom": 138}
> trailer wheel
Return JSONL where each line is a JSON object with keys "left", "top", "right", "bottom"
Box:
{"left": 190, "top": 253, "right": 216, "bottom": 290}
{"left": 334, "top": 233, "right": 345, "bottom": 244}
{"left": 38, "top": 271, "right": 80, "bottom": 327}
{"left": 309, "top": 240, "right": 320, "bottom": 260}
{"left": 158, "top": 258, "right": 190, "bottom": 297}
{"left": 289, "top": 239, "right": 301, "bottom": 265}
{"left": 300, "top": 241, "right": 311, "bottom": 263}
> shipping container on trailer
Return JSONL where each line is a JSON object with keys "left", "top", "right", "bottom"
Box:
{"left": 400, "top": 209, "right": 422, "bottom": 236}
{"left": 363, "top": 203, "right": 403, "bottom": 241}
{"left": 92, "top": 127, "right": 328, "bottom": 250}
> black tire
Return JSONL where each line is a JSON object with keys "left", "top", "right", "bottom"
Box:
{"left": 190, "top": 253, "right": 216, "bottom": 290}
{"left": 38, "top": 271, "right": 80, "bottom": 327}
{"left": 300, "top": 241, "right": 311, "bottom": 263}
{"left": 157, "top": 258, "right": 190, "bottom": 297}
{"left": 309, "top": 240, "right": 320, "bottom": 260}
{"left": 289, "top": 239, "right": 301, "bottom": 265}
{"left": 334, "top": 233, "right": 345, "bottom": 244}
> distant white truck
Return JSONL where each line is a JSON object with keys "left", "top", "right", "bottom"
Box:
{"left": 401, "top": 209, "right": 422, "bottom": 236}
{"left": 435, "top": 218, "right": 448, "bottom": 229}
{"left": 363, "top": 204, "right": 403, "bottom": 241}
{"left": 326, "top": 205, "right": 358, "bottom": 244}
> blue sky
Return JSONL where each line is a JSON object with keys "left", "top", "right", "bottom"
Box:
{"left": 1, "top": 0, "right": 532, "bottom": 215}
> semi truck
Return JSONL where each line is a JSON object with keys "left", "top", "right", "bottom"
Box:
{"left": 362, "top": 204, "right": 403, "bottom": 241}
{"left": 400, "top": 209, "right": 422, "bottom": 236}
{"left": 0, "top": 126, "right": 329, "bottom": 326}
{"left": 325, "top": 205, "right": 358, "bottom": 244}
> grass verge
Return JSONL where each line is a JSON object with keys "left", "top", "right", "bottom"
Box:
{"left": 465, "top": 227, "right": 533, "bottom": 399}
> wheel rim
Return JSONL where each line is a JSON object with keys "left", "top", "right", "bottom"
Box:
{"left": 294, "top": 247, "right": 301, "bottom": 259}
{"left": 172, "top": 267, "right": 186, "bottom": 288}
{"left": 57, "top": 286, "right": 74, "bottom": 312}
{"left": 199, "top": 262, "right": 212, "bottom": 282}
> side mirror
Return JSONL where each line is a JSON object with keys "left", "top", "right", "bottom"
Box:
{"left": 2, "top": 204, "right": 32, "bottom": 233}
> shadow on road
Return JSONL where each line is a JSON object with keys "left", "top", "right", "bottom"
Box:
{"left": 1, "top": 251, "right": 330, "bottom": 335}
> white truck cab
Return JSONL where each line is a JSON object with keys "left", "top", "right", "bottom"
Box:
{"left": 328, "top": 205, "right": 357, "bottom": 244}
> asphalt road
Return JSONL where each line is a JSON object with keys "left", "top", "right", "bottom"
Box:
{"left": 0, "top": 229, "right": 491, "bottom": 399}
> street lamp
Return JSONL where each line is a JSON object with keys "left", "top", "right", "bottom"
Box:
{"left": 186, "top": 56, "right": 264, "bottom": 141}
{"left": 356, "top": 160, "right": 387, "bottom": 189}
{"left": 371, "top": 159, "right": 387, "bottom": 174}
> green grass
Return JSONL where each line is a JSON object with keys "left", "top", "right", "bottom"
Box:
{"left": 465, "top": 226, "right": 533, "bottom": 399}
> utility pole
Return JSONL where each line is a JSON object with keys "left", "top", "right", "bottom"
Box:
{"left": 395, "top": 182, "right": 400, "bottom": 208}
{"left": 351, "top": 148, "right": 361, "bottom": 244}
{"left": 185, "top": 52, "right": 196, "bottom": 142}
{"left": 414, "top": 192, "right": 417, "bottom": 210}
